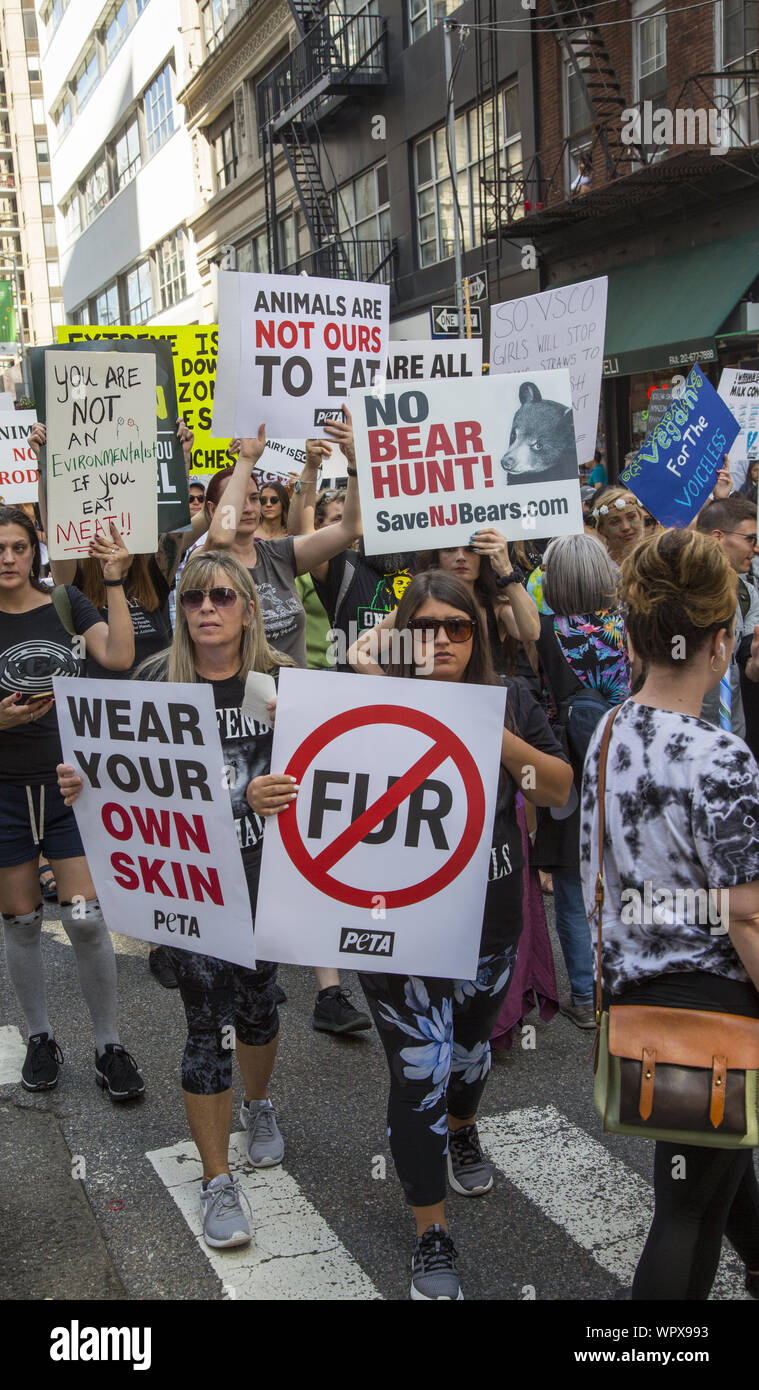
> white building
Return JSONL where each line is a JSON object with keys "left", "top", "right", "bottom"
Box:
{"left": 36, "top": 0, "right": 201, "bottom": 327}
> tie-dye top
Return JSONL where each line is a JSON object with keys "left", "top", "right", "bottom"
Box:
{"left": 552, "top": 607, "right": 630, "bottom": 706}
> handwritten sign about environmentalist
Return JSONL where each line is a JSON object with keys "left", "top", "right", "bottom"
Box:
{"left": 254, "top": 669, "right": 506, "bottom": 978}
{"left": 0, "top": 409, "right": 39, "bottom": 503}
{"left": 490, "top": 276, "right": 608, "bottom": 467}
{"left": 58, "top": 324, "right": 232, "bottom": 472}
{"left": 44, "top": 349, "right": 158, "bottom": 560}
{"left": 351, "top": 369, "right": 582, "bottom": 555}
{"left": 212, "top": 271, "right": 390, "bottom": 439}
{"left": 621, "top": 367, "right": 739, "bottom": 527}
{"left": 717, "top": 368, "right": 759, "bottom": 491}
{"left": 54, "top": 679, "right": 256, "bottom": 967}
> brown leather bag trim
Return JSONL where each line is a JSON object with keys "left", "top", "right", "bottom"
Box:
{"left": 711, "top": 1055, "right": 727, "bottom": 1128}
{"left": 639, "top": 1047, "right": 656, "bottom": 1120}
{"left": 609, "top": 1005, "right": 759, "bottom": 1069}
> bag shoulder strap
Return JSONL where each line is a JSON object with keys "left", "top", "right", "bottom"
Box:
{"left": 591, "top": 701, "right": 628, "bottom": 1020}
{"left": 51, "top": 584, "right": 76, "bottom": 638}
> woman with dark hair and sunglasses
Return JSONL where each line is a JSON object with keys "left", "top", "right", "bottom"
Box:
{"left": 275, "top": 569, "right": 569, "bottom": 1299}
{"left": 59, "top": 550, "right": 295, "bottom": 1251}
{"left": 0, "top": 504, "right": 144, "bottom": 1100}
{"left": 255, "top": 480, "right": 290, "bottom": 541}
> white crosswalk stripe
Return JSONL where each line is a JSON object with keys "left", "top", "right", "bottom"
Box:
{"left": 0, "top": 1024, "right": 25, "bottom": 1085}
{"left": 478, "top": 1106, "right": 750, "bottom": 1300}
{"left": 146, "top": 1132, "right": 383, "bottom": 1301}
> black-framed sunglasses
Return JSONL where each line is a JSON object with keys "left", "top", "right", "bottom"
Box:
{"left": 724, "top": 530, "right": 758, "bottom": 546}
{"left": 260, "top": 494, "right": 280, "bottom": 505}
{"left": 180, "top": 586, "right": 242, "bottom": 611}
{"left": 407, "top": 616, "right": 474, "bottom": 643}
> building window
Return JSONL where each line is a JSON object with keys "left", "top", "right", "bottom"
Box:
{"left": 114, "top": 116, "right": 141, "bottom": 189}
{"left": 278, "top": 213, "right": 297, "bottom": 270}
{"left": 414, "top": 102, "right": 506, "bottom": 267}
{"left": 43, "top": 220, "right": 57, "bottom": 249}
{"left": 46, "top": 261, "right": 60, "bottom": 289}
{"left": 95, "top": 281, "right": 120, "bottom": 325}
{"left": 104, "top": 0, "right": 129, "bottom": 62}
{"left": 51, "top": 302, "right": 65, "bottom": 328}
{"left": 35, "top": 138, "right": 50, "bottom": 165}
{"left": 75, "top": 45, "right": 100, "bottom": 110}
{"left": 724, "top": 0, "right": 759, "bottom": 145}
{"left": 126, "top": 260, "right": 153, "bottom": 324}
{"left": 336, "top": 161, "right": 390, "bottom": 278}
{"left": 565, "top": 43, "right": 593, "bottom": 183}
{"left": 156, "top": 228, "right": 186, "bottom": 309}
{"left": 144, "top": 64, "right": 175, "bottom": 156}
{"left": 501, "top": 81, "right": 522, "bottom": 218}
{"left": 53, "top": 97, "right": 72, "bottom": 138}
{"left": 136, "top": 0, "right": 149, "bottom": 12}
{"left": 236, "top": 227, "right": 270, "bottom": 273}
{"left": 201, "top": 0, "right": 231, "bottom": 56}
{"left": 27, "top": 53, "right": 41, "bottom": 84}
{"left": 62, "top": 193, "right": 81, "bottom": 241}
{"left": 39, "top": 180, "right": 53, "bottom": 205}
{"left": 83, "top": 159, "right": 110, "bottom": 224}
{"left": 214, "top": 119, "right": 237, "bottom": 190}
{"left": 23, "top": 10, "right": 38, "bottom": 39}
{"left": 408, "top": 0, "right": 460, "bottom": 43}
{"left": 637, "top": 8, "right": 667, "bottom": 104}
{"left": 31, "top": 98, "right": 45, "bottom": 125}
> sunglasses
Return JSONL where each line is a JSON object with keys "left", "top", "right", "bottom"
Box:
{"left": 180, "top": 586, "right": 241, "bottom": 611}
{"left": 407, "top": 616, "right": 474, "bottom": 642}
{"left": 260, "top": 495, "right": 280, "bottom": 504}
{"left": 724, "top": 531, "right": 758, "bottom": 545}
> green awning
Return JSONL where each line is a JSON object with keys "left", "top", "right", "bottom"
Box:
{"left": 602, "top": 230, "right": 759, "bottom": 378}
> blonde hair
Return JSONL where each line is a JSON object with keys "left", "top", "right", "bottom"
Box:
{"left": 592, "top": 486, "right": 644, "bottom": 530}
{"left": 621, "top": 529, "right": 736, "bottom": 666}
{"left": 138, "top": 550, "right": 294, "bottom": 683}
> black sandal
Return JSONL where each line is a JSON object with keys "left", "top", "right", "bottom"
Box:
{"left": 38, "top": 867, "right": 57, "bottom": 902}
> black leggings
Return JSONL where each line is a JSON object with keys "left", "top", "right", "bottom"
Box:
{"left": 633, "top": 1144, "right": 759, "bottom": 1300}
{"left": 168, "top": 948, "right": 279, "bottom": 1095}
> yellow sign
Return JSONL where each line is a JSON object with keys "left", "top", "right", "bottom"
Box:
{"left": 57, "top": 324, "right": 232, "bottom": 472}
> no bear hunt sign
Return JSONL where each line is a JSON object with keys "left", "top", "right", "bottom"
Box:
{"left": 350, "top": 370, "right": 583, "bottom": 555}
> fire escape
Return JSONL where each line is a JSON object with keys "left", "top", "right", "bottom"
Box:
{"left": 544, "top": 0, "right": 639, "bottom": 181}
{"left": 257, "top": 2, "right": 395, "bottom": 286}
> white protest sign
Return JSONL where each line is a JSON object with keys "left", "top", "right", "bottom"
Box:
{"left": 385, "top": 339, "right": 482, "bottom": 383}
{"left": 45, "top": 349, "right": 158, "bottom": 560}
{"left": 717, "top": 368, "right": 759, "bottom": 490}
{"left": 254, "top": 669, "right": 505, "bottom": 978}
{"left": 489, "top": 276, "right": 608, "bottom": 467}
{"left": 212, "top": 271, "right": 390, "bottom": 439}
{"left": 351, "top": 371, "right": 583, "bottom": 554}
{"left": 0, "top": 392, "right": 16, "bottom": 410}
{"left": 54, "top": 678, "right": 256, "bottom": 967}
{"left": 0, "top": 409, "right": 38, "bottom": 503}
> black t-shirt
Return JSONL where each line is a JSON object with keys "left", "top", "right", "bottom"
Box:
{"left": 313, "top": 551, "right": 413, "bottom": 672}
{"left": 78, "top": 557, "right": 171, "bottom": 680}
{"left": 203, "top": 675, "right": 273, "bottom": 895}
{"left": 482, "top": 676, "right": 567, "bottom": 953}
{"left": 0, "top": 586, "right": 101, "bottom": 785}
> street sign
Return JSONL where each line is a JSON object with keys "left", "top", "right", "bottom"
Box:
{"left": 466, "top": 271, "right": 488, "bottom": 302}
{"left": 431, "top": 304, "right": 482, "bottom": 338}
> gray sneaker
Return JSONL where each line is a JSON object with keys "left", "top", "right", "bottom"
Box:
{"left": 199, "top": 1174, "right": 251, "bottom": 1249}
{"left": 410, "top": 1224, "right": 464, "bottom": 1300}
{"left": 240, "top": 1099, "right": 285, "bottom": 1167}
{"left": 561, "top": 1000, "right": 597, "bottom": 1030}
{"left": 446, "top": 1123, "right": 494, "bottom": 1196}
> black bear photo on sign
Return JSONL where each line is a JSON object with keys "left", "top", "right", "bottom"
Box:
{"left": 500, "top": 381, "right": 579, "bottom": 486}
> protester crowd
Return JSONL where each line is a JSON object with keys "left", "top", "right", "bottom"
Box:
{"left": 2, "top": 404, "right": 759, "bottom": 1303}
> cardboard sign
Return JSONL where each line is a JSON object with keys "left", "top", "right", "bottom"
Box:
{"left": 717, "top": 368, "right": 759, "bottom": 491}
{"left": 385, "top": 340, "right": 482, "bottom": 382}
{"left": 0, "top": 409, "right": 38, "bottom": 503}
{"left": 212, "top": 271, "right": 390, "bottom": 438}
{"left": 620, "top": 366, "right": 740, "bottom": 526}
{"left": 54, "top": 678, "right": 256, "bottom": 967}
{"left": 44, "top": 349, "right": 158, "bottom": 559}
{"left": 350, "top": 371, "right": 583, "bottom": 554}
{"left": 254, "top": 669, "right": 505, "bottom": 977}
{"left": 490, "top": 276, "right": 608, "bottom": 467}
{"left": 31, "top": 339, "right": 191, "bottom": 536}
{"left": 58, "top": 324, "right": 232, "bottom": 472}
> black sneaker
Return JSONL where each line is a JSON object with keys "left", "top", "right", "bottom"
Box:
{"left": 148, "top": 945, "right": 178, "bottom": 989}
{"left": 410, "top": 1224, "right": 464, "bottom": 1301}
{"left": 447, "top": 1123, "right": 494, "bottom": 1196}
{"left": 95, "top": 1044, "right": 145, "bottom": 1100}
{"left": 312, "top": 986, "right": 372, "bottom": 1035}
{"left": 21, "top": 1033, "right": 63, "bottom": 1091}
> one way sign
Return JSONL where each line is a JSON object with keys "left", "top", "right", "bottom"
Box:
{"left": 466, "top": 271, "right": 488, "bottom": 302}
{"left": 431, "top": 304, "right": 482, "bottom": 338}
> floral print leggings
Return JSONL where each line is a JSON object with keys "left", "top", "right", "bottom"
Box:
{"left": 359, "top": 942, "right": 518, "bottom": 1207}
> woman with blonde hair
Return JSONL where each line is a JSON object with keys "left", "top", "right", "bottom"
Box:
{"left": 581, "top": 528, "right": 759, "bottom": 1299}
{"left": 59, "top": 550, "right": 296, "bottom": 1251}
{"left": 591, "top": 486, "right": 645, "bottom": 565}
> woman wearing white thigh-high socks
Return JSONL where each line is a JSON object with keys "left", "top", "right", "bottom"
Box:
{"left": 0, "top": 505, "right": 142, "bottom": 1099}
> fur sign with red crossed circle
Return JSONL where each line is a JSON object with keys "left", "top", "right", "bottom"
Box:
{"left": 279, "top": 704, "right": 486, "bottom": 909}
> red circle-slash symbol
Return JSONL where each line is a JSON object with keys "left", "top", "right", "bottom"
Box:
{"left": 278, "top": 704, "right": 485, "bottom": 909}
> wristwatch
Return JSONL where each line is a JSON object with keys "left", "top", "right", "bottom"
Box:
{"left": 495, "top": 567, "right": 525, "bottom": 589}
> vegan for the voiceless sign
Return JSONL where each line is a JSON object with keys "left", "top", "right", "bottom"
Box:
{"left": 54, "top": 679, "right": 256, "bottom": 968}
{"left": 254, "top": 669, "right": 506, "bottom": 978}
{"left": 212, "top": 271, "right": 390, "bottom": 439}
{"left": 350, "top": 370, "right": 583, "bottom": 554}
{"left": 45, "top": 349, "right": 158, "bottom": 560}
{"left": 489, "top": 277, "right": 608, "bottom": 467}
